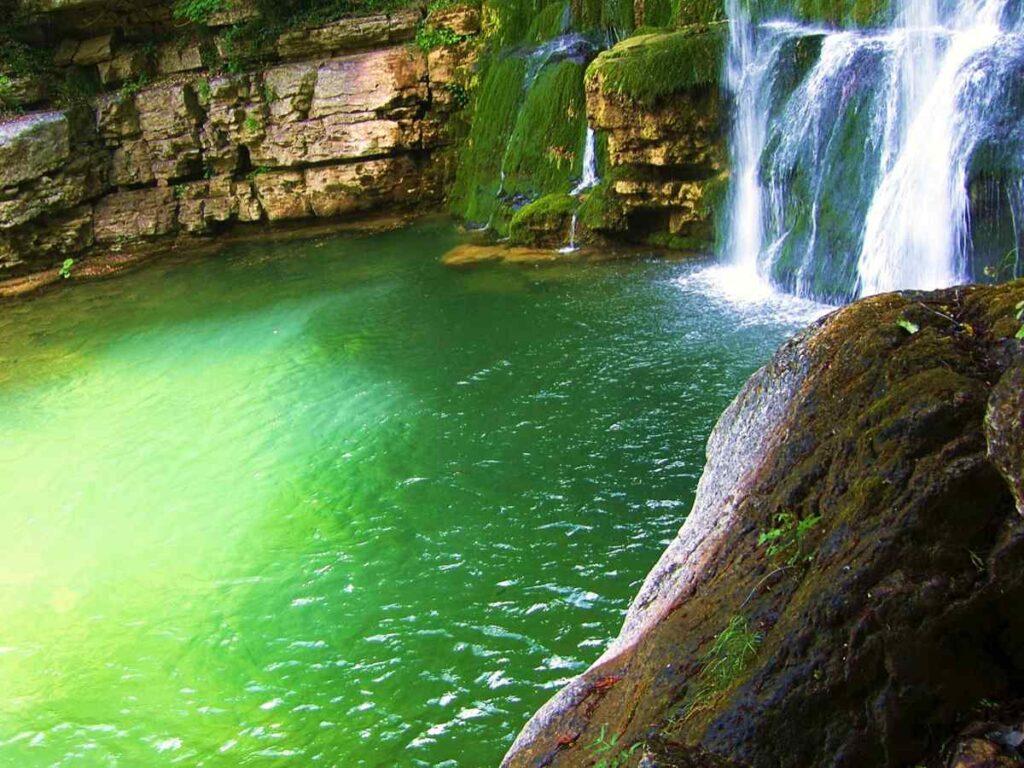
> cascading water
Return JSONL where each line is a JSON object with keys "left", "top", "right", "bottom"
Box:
{"left": 572, "top": 127, "right": 601, "bottom": 196}
{"left": 560, "top": 127, "right": 602, "bottom": 253}
{"left": 723, "top": 0, "right": 1024, "bottom": 302}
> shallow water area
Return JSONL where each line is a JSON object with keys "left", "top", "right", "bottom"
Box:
{"left": 0, "top": 220, "right": 812, "bottom": 766}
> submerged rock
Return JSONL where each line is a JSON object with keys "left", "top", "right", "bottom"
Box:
{"left": 504, "top": 281, "right": 1024, "bottom": 768}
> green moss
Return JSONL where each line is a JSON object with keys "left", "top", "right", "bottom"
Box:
{"left": 482, "top": 0, "right": 545, "bottom": 48}
{"left": 645, "top": 0, "right": 676, "bottom": 25}
{"left": 526, "top": 0, "right": 569, "bottom": 41}
{"left": 577, "top": 180, "right": 625, "bottom": 232}
{"left": 448, "top": 55, "right": 529, "bottom": 226}
{"left": 508, "top": 192, "right": 576, "bottom": 244}
{"left": 574, "top": 0, "right": 635, "bottom": 34}
{"left": 745, "top": 0, "right": 892, "bottom": 27}
{"left": 503, "top": 60, "right": 588, "bottom": 200}
{"left": 588, "top": 26, "right": 726, "bottom": 106}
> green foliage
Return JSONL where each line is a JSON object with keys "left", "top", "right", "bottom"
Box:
{"left": 242, "top": 114, "right": 262, "bottom": 133}
{"left": 586, "top": 725, "right": 642, "bottom": 768}
{"left": 195, "top": 77, "right": 213, "bottom": 102}
{"left": 246, "top": 166, "right": 272, "bottom": 179}
{"left": 442, "top": 82, "right": 470, "bottom": 109}
{"left": 173, "top": 0, "right": 232, "bottom": 24}
{"left": 1015, "top": 300, "right": 1024, "bottom": 340}
{"left": 416, "top": 22, "right": 465, "bottom": 52}
{"left": 0, "top": 74, "right": 16, "bottom": 112}
{"left": 690, "top": 615, "right": 762, "bottom": 708}
{"left": 589, "top": 26, "right": 726, "bottom": 106}
{"left": 118, "top": 74, "right": 151, "bottom": 100}
{"left": 59, "top": 259, "right": 75, "bottom": 280}
{"left": 896, "top": 318, "right": 920, "bottom": 335}
{"left": 758, "top": 512, "right": 821, "bottom": 565}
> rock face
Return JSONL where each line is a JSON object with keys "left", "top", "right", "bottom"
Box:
{"left": 0, "top": 4, "right": 478, "bottom": 280}
{"left": 583, "top": 32, "right": 726, "bottom": 250}
{"left": 504, "top": 280, "right": 1024, "bottom": 768}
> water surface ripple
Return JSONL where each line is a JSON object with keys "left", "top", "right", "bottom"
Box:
{"left": 0, "top": 222, "right": 815, "bottom": 766}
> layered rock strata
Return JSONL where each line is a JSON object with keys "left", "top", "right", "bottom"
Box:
{"left": 0, "top": 3, "right": 479, "bottom": 279}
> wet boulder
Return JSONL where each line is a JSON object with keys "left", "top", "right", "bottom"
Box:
{"left": 504, "top": 281, "right": 1024, "bottom": 768}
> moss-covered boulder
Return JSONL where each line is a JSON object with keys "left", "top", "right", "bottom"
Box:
{"left": 508, "top": 192, "right": 576, "bottom": 246}
{"left": 504, "top": 280, "right": 1024, "bottom": 768}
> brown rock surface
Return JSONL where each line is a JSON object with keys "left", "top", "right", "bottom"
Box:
{"left": 504, "top": 281, "right": 1024, "bottom": 768}
{"left": 94, "top": 187, "right": 178, "bottom": 242}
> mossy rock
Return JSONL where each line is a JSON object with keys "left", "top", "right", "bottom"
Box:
{"left": 508, "top": 192, "right": 576, "bottom": 246}
{"left": 502, "top": 59, "right": 589, "bottom": 201}
{"left": 448, "top": 54, "right": 529, "bottom": 227}
{"left": 587, "top": 25, "right": 726, "bottom": 106}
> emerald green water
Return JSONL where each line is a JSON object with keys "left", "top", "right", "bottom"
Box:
{"left": 0, "top": 221, "right": 818, "bottom": 767}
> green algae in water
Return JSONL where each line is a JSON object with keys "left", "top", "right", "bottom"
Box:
{"left": 0, "top": 221, "right": 811, "bottom": 766}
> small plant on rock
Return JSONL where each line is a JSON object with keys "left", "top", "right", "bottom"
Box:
{"left": 1015, "top": 300, "right": 1024, "bottom": 340}
{"left": 415, "top": 22, "right": 463, "bottom": 52}
{"left": 59, "top": 258, "right": 75, "bottom": 280}
{"left": 697, "top": 616, "right": 761, "bottom": 693}
{"left": 172, "top": 0, "right": 231, "bottom": 24}
{"left": 759, "top": 511, "right": 821, "bottom": 566}
{"left": 586, "top": 725, "right": 642, "bottom": 768}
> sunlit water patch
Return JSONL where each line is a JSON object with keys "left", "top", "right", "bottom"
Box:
{"left": 0, "top": 221, "right": 809, "bottom": 766}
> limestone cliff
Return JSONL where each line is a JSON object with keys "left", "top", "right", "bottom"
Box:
{"left": 0, "top": 1, "right": 480, "bottom": 281}
{"left": 503, "top": 280, "right": 1024, "bottom": 768}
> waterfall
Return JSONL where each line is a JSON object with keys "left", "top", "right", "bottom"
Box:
{"left": 572, "top": 127, "right": 600, "bottom": 195}
{"left": 723, "top": 0, "right": 1024, "bottom": 302}
{"left": 560, "top": 127, "right": 600, "bottom": 252}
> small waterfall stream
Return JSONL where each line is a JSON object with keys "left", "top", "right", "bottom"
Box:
{"left": 560, "top": 127, "right": 601, "bottom": 252}
{"left": 724, "top": 0, "right": 1024, "bottom": 301}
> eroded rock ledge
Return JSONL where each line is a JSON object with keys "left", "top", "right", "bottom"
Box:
{"left": 505, "top": 280, "right": 1024, "bottom": 768}
{"left": 0, "top": 2, "right": 480, "bottom": 283}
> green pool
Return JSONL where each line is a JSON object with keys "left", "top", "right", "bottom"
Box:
{"left": 0, "top": 220, "right": 819, "bottom": 766}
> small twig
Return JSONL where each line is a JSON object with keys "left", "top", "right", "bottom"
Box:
{"left": 740, "top": 565, "right": 793, "bottom": 609}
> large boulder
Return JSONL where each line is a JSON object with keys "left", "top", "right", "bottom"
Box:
{"left": 504, "top": 281, "right": 1024, "bottom": 768}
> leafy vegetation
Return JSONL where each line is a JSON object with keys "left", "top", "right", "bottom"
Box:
{"left": 118, "top": 75, "right": 151, "bottom": 100}
{"left": 59, "top": 259, "right": 75, "bottom": 280}
{"left": 586, "top": 725, "right": 642, "bottom": 768}
{"left": 896, "top": 317, "right": 920, "bottom": 334}
{"left": 1016, "top": 300, "right": 1024, "bottom": 340}
{"left": 758, "top": 511, "right": 821, "bottom": 565}
{"left": 416, "top": 23, "right": 465, "bottom": 52}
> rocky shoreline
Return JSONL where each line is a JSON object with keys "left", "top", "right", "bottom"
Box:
{"left": 503, "top": 280, "right": 1024, "bottom": 768}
